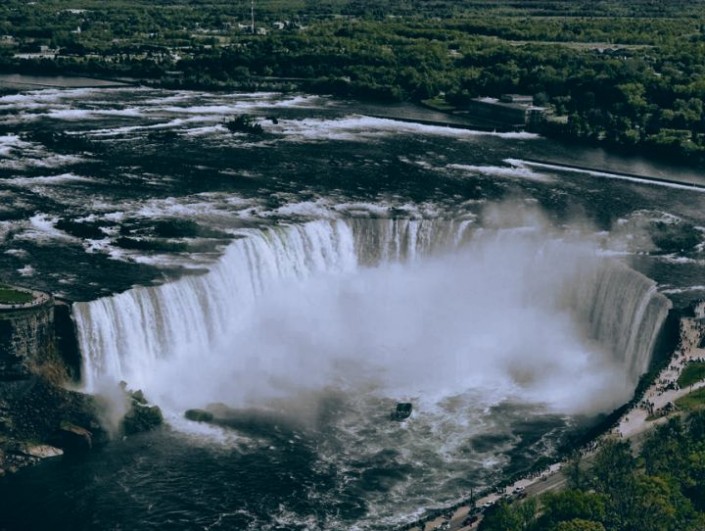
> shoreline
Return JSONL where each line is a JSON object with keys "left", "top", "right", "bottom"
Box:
{"left": 403, "top": 302, "right": 705, "bottom": 531}
{"left": 0, "top": 73, "right": 133, "bottom": 91}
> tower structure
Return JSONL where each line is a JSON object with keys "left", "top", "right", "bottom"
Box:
{"left": 251, "top": 0, "right": 255, "bottom": 34}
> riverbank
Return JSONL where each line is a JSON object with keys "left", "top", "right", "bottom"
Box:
{"left": 0, "top": 74, "right": 132, "bottom": 91}
{"left": 403, "top": 302, "right": 705, "bottom": 531}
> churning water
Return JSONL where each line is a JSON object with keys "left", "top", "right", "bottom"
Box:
{"left": 0, "top": 87, "right": 703, "bottom": 530}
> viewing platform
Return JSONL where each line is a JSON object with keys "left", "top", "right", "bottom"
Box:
{"left": 0, "top": 285, "right": 52, "bottom": 312}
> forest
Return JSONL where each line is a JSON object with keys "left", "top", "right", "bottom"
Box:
{"left": 479, "top": 412, "right": 705, "bottom": 531}
{"left": 1, "top": 0, "right": 705, "bottom": 161}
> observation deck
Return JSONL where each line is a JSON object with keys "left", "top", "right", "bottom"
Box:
{"left": 0, "top": 285, "right": 52, "bottom": 312}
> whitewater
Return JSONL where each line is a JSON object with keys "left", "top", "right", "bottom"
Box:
{"left": 68, "top": 216, "right": 671, "bottom": 529}
{"left": 74, "top": 218, "right": 669, "bottom": 417}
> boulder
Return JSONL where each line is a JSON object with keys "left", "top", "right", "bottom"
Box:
{"left": 184, "top": 409, "right": 214, "bottom": 422}
{"left": 54, "top": 422, "right": 93, "bottom": 453}
{"left": 116, "top": 383, "right": 163, "bottom": 435}
{"left": 20, "top": 444, "right": 63, "bottom": 459}
{"left": 122, "top": 403, "right": 163, "bottom": 435}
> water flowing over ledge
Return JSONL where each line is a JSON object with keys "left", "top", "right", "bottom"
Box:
{"left": 73, "top": 218, "right": 671, "bottom": 415}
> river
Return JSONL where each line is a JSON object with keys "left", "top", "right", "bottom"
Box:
{"left": 0, "top": 87, "right": 703, "bottom": 530}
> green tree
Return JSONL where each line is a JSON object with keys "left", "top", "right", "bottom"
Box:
{"left": 553, "top": 519, "right": 606, "bottom": 531}
{"left": 479, "top": 500, "right": 522, "bottom": 531}
{"left": 537, "top": 490, "right": 607, "bottom": 529}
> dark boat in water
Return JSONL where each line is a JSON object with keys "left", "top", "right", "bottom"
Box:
{"left": 391, "top": 402, "right": 413, "bottom": 421}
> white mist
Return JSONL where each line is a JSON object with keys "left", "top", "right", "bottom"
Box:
{"left": 74, "top": 220, "right": 669, "bottom": 420}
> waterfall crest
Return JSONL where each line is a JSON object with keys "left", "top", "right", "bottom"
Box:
{"left": 74, "top": 220, "right": 358, "bottom": 392}
{"left": 564, "top": 261, "right": 671, "bottom": 384}
{"left": 73, "top": 219, "right": 671, "bottom": 412}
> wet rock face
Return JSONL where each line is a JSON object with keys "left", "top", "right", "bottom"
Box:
{"left": 0, "top": 293, "right": 55, "bottom": 381}
{"left": 184, "top": 409, "right": 214, "bottom": 422}
{"left": 0, "top": 378, "right": 105, "bottom": 474}
{"left": 0, "top": 291, "right": 120, "bottom": 474}
{"left": 120, "top": 384, "right": 164, "bottom": 436}
{"left": 53, "top": 422, "right": 93, "bottom": 453}
{"left": 122, "top": 402, "right": 164, "bottom": 435}
{"left": 390, "top": 402, "right": 412, "bottom": 421}
{"left": 0, "top": 290, "right": 164, "bottom": 476}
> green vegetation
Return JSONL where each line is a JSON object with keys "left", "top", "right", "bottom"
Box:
{"left": 676, "top": 388, "right": 705, "bottom": 413}
{"left": 0, "top": 285, "right": 33, "bottom": 305}
{"left": 480, "top": 413, "right": 705, "bottom": 530}
{"left": 678, "top": 361, "right": 705, "bottom": 389}
{"left": 1, "top": 1, "right": 705, "bottom": 162}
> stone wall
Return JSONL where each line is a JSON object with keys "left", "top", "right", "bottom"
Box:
{"left": 0, "top": 292, "right": 55, "bottom": 381}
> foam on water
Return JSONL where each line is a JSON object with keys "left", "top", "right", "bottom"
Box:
{"left": 17, "top": 264, "right": 35, "bottom": 277}
{"left": 162, "top": 104, "right": 258, "bottom": 115}
{"left": 659, "top": 255, "right": 705, "bottom": 265}
{"left": 0, "top": 134, "right": 86, "bottom": 170}
{"left": 270, "top": 94, "right": 323, "bottom": 107}
{"left": 447, "top": 162, "right": 552, "bottom": 183}
{"left": 7, "top": 173, "right": 93, "bottom": 185}
{"left": 274, "top": 115, "right": 541, "bottom": 143}
{"left": 0, "top": 133, "right": 30, "bottom": 155}
{"left": 16, "top": 213, "right": 76, "bottom": 243}
{"left": 74, "top": 218, "right": 669, "bottom": 424}
{"left": 182, "top": 124, "right": 228, "bottom": 136}
{"left": 661, "top": 285, "right": 705, "bottom": 294}
{"left": 44, "top": 108, "right": 144, "bottom": 121}
{"left": 262, "top": 199, "right": 337, "bottom": 220}
{"left": 0, "top": 87, "right": 99, "bottom": 105}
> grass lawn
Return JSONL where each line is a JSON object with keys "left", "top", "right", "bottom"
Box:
{"left": 0, "top": 285, "right": 34, "bottom": 305}
{"left": 678, "top": 361, "right": 705, "bottom": 388}
{"left": 675, "top": 387, "right": 705, "bottom": 413}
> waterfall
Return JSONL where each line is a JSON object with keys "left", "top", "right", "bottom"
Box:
{"left": 74, "top": 218, "right": 473, "bottom": 393}
{"left": 564, "top": 260, "right": 671, "bottom": 384}
{"left": 74, "top": 220, "right": 355, "bottom": 392}
{"left": 73, "top": 218, "right": 671, "bottom": 412}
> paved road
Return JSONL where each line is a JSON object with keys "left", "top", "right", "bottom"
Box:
{"left": 409, "top": 467, "right": 568, "bottom": 531}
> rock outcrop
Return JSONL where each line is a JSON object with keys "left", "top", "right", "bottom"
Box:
{"left": 0, "top": 287, "right": 56, "bottom": 381}
{"left": 185, "top": 409, "right": 214, "bottom": 422}
{"left": 121, "top": 388, "right": 164, "bottom": 435}
{"left": 0, "top": 377, "right": 105, "bottom": 475}
{"left": 0, "top": 379, "right": 166, "bottom": 475}
{"left": 0, "top": 287, "right": 163, "bottom": 476}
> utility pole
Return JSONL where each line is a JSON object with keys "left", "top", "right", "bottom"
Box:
{"left": 251, "top": 0, "right": 255, "bottom": 35}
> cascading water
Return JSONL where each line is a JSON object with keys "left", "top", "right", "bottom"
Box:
{"left": 73, "top": 218, "right": 477, "bottom": 399}
{"left": 74, "top": 220, "right": 358, "bottom": 394}
{"left": 564, "top": 261, "right": 671, "bottom": 384}
{"left": 73, "top": 217, "right": 670, "bottom": 417}
{"left": 70, "top": 216, "right": 672, "bottom": 529}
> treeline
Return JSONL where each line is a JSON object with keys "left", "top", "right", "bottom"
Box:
{"left": 1, "top": 1, "right": 705, "bottom": 162}
{"left": 480, "top": 412, "right": 705, "bottom": 531}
